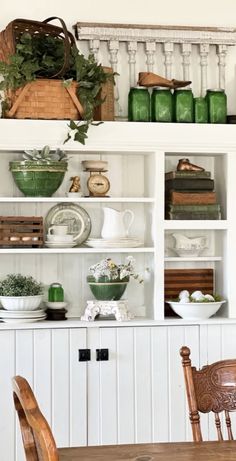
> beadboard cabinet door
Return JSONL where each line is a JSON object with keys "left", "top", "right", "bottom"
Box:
{"left": 0, "top": 324, "right": 199, "bottom": 461}
{"left": 0, "top": 328, "right": 87, "bottom": 461}
{"left": 87, "top": 325, "right": 199, "bottom": 445}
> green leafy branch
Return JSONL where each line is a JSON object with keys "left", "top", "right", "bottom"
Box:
{"left": 64, "top": 120, "right": 103, "bottom": 145}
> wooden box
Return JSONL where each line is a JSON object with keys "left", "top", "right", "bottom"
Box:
{"left": 165, "top": 268, "right": 214, "bottom": 317}
{"left": 0, "top": 216, "right": 44, "bottom": 247}
{"left": 93, "top": 67, "right": 114, "bottom": 121}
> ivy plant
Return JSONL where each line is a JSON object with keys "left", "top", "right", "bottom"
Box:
{"left": 0, "top": 33, "right": 115, "bottom": 144}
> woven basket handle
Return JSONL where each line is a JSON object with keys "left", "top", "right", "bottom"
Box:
{"left": 42, "top": 16, "right": 76, "bottom": 78}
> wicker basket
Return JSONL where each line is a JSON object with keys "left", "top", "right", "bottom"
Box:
{"left": 0, "top": 17, "right": 114, "bottom": 121}
{"left": 6, "top": 79, "right": 83, "bottom": 120}
{"left": 5, "top": 73, "right": 114, "bottom": 121}
{"left": 0, "top": 16, "right": 75, "bottom": 78}
{"left": 0, "top": 216, "right": 44, "bottom": 247}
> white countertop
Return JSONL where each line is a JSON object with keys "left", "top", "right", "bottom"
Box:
{"left": 1, "top": 317, "right": 236, "bottom": 330}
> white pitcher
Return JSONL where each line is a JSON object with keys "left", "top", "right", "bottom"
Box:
{"left": 101, "top": 207, "right": 134, "bottom": 239}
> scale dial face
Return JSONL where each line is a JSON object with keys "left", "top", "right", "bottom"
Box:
{"left": 87, "top": 173, "right": 110, "bottom": 196}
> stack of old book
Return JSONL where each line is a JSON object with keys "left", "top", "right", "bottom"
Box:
{"left": 165, "top": 170, "right": 221, "bottom": 220}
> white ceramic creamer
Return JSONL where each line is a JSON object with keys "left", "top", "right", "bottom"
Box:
{"left": 101, "top": 207, "right": 134, "bottom": 239}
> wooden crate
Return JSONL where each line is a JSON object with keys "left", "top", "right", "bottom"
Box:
{"left": 165, "top": 268, "right": 214, "bottom": 317}
{"left": 93, "top": 67, "right": 114, "bottom": 121}
{"left": 0, "top": 216, "right": 43, "bottom": 247}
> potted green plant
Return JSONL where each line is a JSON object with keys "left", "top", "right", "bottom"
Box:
{"left": 9, "top": 145, "right": 68, "bottom": 196}
{"left": 0, "top": 274, "right": 44, "bottom": 310}
{"left": 0, "top": 32, "right": 115, "bottom": 144}
{"left": 87, "top": 256, "right": 143, "bottom": 301}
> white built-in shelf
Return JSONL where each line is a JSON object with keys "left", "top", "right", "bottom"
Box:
{"left": 165, "top": 256, "right": 223, "bottom": 262}
{"left": 164, "top": 220, "right": 228, "bottom": 230}
{"left": 0, "top": 121, "right": 235, "bottom": 321}
{"left": 0, "top": 247, "right": 154, "bottom": 254}
{"left": 0, "top": 197, "right": 154, "bottom": 203}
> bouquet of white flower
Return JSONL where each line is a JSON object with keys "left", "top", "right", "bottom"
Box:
{"left": 88, "top": 256, "right": 143, "bottom": 283}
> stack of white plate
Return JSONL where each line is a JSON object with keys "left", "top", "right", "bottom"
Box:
{"left": 0, "top": 308, "right": 46, "bottom": 323}
{"left": 85, "top": 237, "right": 144, "bottom": 248}
{"left": 45, "top": 241, "right": 76, "bottom": 248}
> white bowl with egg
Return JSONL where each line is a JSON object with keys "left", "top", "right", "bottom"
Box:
{"left": 166, "top": 300, "right": 226, "bottom": 320}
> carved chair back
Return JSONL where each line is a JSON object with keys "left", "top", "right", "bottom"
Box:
{"left": 180, "top": 346, "right": 236, "bottom": 442}
{"left": 12, "top": 375, "right": 59, "bottom": 461}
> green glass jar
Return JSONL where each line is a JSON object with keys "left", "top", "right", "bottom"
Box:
{"left": 194, "top": 97, "right": 208, "bottom": 123}
{"left": 48, "top": 283, "right": 64, "bottom": 302}
{"left": 128, "top": 87, "right": 150, "bottom": 122}
{"left": 206, "top": 89, "right": 227, "bottom": 124}
{"left": 174, "top": 87, "right": 194, "bottom": 123}
{"left": 151, "top": 87, "right": 173, "bottom": 122}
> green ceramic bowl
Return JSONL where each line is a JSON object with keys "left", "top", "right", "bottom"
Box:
{"left": 87, "top": 276, "right": 129, "bottom": 301}
{"left": 9, "top": 161, "right": 67, "bottom": 197}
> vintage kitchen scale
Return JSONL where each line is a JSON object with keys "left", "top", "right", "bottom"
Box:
{"left": 82, "top": 160, "right": 110, "bottom": 197}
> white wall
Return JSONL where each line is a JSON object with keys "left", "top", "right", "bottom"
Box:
{"left": 1, "top": 0, "right": 236, "bottom": 31}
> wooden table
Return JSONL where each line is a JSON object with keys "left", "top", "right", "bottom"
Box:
{"left": 58, "top": 441, "right": 236, "bottom": 461}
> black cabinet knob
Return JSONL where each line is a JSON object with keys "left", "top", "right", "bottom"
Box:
{"left": 96, "top": 348, "right": 109, "bottom": 361}
{"left": 78, "top": 349, "right": 91, "bottom": 362}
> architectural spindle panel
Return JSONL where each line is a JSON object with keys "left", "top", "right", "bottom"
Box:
{"left": 108, "top": 39, "right": 121, "bottom": 117}
{"left": 217, "top": 44, "right": 228, "bottom": 90}
{"left": 74, "top": 22, "right": 236, "bottom": 118}
{"left": 127, "top": 41, "right": 138, "bottom": 87}
{"left": 89, "top": 39, "right": 100, "bottom": 62}
{"left": 199, "top": 43, "right": 210, "bottom": 96}
{"left": 145, "top": 41, "right": 156, "bottom": 72}
{"left": 181, "top": 43, "right": 192, "bottom": 81}
{"left": 163, "top": 42, "right": 174, "bottom": 79}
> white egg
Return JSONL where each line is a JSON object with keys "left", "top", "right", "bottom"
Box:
{"left": 191, "top": 290, "right": 204, "bottom": 298}
{"left": 192, "top": 295, "right": 205, "bottom": 302}
{"left": 179, "top": 297, "right": 190, "bottom": 304}
{"left": 179, "top": 290, "right": 190, "bottom": 299}
{"left": 204, "top": 294, "right": 215, "bottom": 301}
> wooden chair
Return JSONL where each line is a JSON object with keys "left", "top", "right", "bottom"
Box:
{"left": 180, "top": 346, "right": 236, "bottom": 442}
{"left": 12, "top": 375, "right": 59, "bottom": 461}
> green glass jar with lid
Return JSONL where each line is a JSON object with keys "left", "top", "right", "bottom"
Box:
{"left": 174, "top": 87, "right": 194, "bottom": 123}
{"left": 128, "top": 87, "right": 150, "bottom": 122}
{"left": 194, "top": 97, "right": 208, "bottom": 123}
{"left": 151, "top": 87, "right": 173, "bottom": 122}
{"left": 206, "top": 89, "right": 227, "bottom": 124}
{"left": 48, "top": 282, "right": 64, "bottom": 302}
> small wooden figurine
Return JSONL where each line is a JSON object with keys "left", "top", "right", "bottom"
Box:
{"left": 69, "top": 176, "right": 81, "bottom": 193}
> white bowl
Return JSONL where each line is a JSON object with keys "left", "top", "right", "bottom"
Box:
{"left": 166, "top": 300, "right": 226, "bottom": 320}
{"left": 0, "top": 295, "right": 43, "bottom": 311}
{"left": 81, "top": 160, "right": 108, "bottom": 171}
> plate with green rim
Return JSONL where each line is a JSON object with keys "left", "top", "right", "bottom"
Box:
{"left": 45, "top": 203, "right": 91, "bottom": 246}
